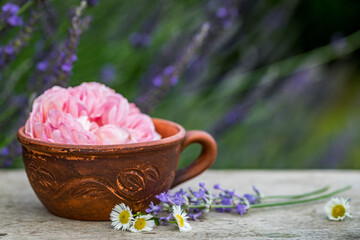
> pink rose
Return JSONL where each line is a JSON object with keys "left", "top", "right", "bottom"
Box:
{"left": 25, "top": 82, "right": 161, "bottom": 145}
{"left": 124, "top": 113, "right": 161, "bottom": 143}
{"left": 95, "top": 125, "right": 131, "bottom": 145}
{"left": 68, "top": 82, "right": 115, "bottom": 118}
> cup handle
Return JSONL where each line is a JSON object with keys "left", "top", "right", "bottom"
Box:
{"left": 171, "top": 130, "right": 217, "bottom": 188}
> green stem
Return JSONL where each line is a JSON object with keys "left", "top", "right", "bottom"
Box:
{"left": 262, "top": 186, "right": 330, "bottom": 200}
{"left": 251, "top": 185, "right": 351, "bottom": 208}
{"left": 187, "top": 186, "right": 351, "bottom": 210}
{"left": 17, "top": 0, "right": 34, "bottom": 16}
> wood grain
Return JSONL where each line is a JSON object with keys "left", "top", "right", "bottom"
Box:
{"left": 0, "top": 170, "right": 359, "bottom": 239}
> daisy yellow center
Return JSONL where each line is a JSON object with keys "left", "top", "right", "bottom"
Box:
{"left": 332, "top": 205, "right": 345, "bottom": 218}
{"left": 119, "top": 210, "right": 130, "bottom": 224}
{"left": 176, "top": 214, "right": 184, "bottom": 227}
{"left": 134, "top": 218, "right": 146, "bottom": 230}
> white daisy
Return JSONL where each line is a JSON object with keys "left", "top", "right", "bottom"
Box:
{"left": 110, "top": 203, "right": 134, "bottom": 230}
{"left": 325, "top": 197, "right": 352, "bottom": 221}
{"left": 129, "top": 214, "right": 155, "bottom": 232}
{"left": 172, "top": 205, "right": 192, "bottom": 232}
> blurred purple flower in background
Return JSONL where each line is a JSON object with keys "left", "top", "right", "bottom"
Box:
{"left": 36, "top": 61, "right": 48, "bottom": 72}
{"left": 129, "top": 32, "right": 152, "bottom": 48}
{"left": 0, "top": 2, "right": 42, "bottom": 71}
{"left": 1, "top": 3, "right": 23, "bottom": 27}
{"left": 128, "top": 9, "right": 160, "bottom": 48}
{"left": 86, "top": 0, "right": 99, "bottom": 7}
{"left": 216, "top": 4, "right": 238, "bottom": 29}
{"left": 207, "top": 0, "right": 239, "bottom": 30}
{"left": 136, "top": 22, "right": 210, "bottom": 114}
{"left": 0, "top": 147, "right": 10, "bottom": 156}
{"left": 1, "top": 0, "right": 360, "bottom": 170}
{"left": 100, "top": 64, "right": 116, "bottom": 84}
{"left": 54, "top": 1, "right": 87, "bottom": 86}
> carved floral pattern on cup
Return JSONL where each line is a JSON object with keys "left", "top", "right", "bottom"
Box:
{"left": 116, "top": 164, "right": 161, "bottom": 194}
{"left": 25, "top": 149, "right": 167, "bottom": 203}
{"left": 27, "top": 164, "right": 58, "bottom": 193}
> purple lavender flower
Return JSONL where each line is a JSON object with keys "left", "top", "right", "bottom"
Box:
{"left": 189, "top": 212, "right": 202, "bottom": 221}
{"left": 12, "top": 94, "right": 27, "bottom": 107}
{"left": 213, "top": 183, "right": 240, "bottom": 198}
{"left": 1, "top": 3, "right": 23, "bottom": 27}
{"left": 235, "top": 204, "right": 247, "bottom": 215}
{"left": 159, "top": 214, "right": 173, "bottom": 226}
{"left": 199, "top": 182, "right": 207, "bottom": 190}
{"left": 2, "top": 3, "right": 19, "bottom": 13}
{"left": 163, "top": 65, "right": 174, "bottom": 75}
{"left": 213, "top": 184, "right": 221, "bottom": 190}
{"left": 252, "top": 186, "right": 262, "bottom": 197}
{"left": 173, "top": 192, "right": 187, "bottom": 205}
{"left": 129, "top": 32, "right": 152, "bottom": 48}
{"left": 244, "top": 194, "right": 258, "bottom": 204}
{"left": 135, "top": 22, "right": 210, "bottom": 114}
{"left": 215, "top": 194, "right": 233, "bottom": 212}
{"left": 4, "top": 45, "right": 14, "bottom": 55}
{"left": 100, "top": 64, "right": 116, "bottom": 84}
{"left": 2, "top": 158, "right": 12, "bottom": 168}
{"left": 128, "top": 12, "right": 159, "bottom": 48}
{"left": 61, "top": 62, "right": 72, "bottom": 72}
{"left": 216, "top": 7, "right": 227, "bottom": 18}
{"left": 145, "top": 202, "right": 162, "bottom": 215}
{"left": 0, "top": 147, "right": 10, "bottom": 156}
{"left": 156, "top": 192, "right": 173, "bottom": 204}
{"left": 86, "top": 0, "right": 99, "bottom": 7}
{"left": 220, "top": 197, "right": 233, "bottom": 213}
{"left": 193, "top": 188, "right": 206, "bottom": 199}
{"left": 213, "top": 1, "right": 238, "bottom": 30}
{"left": 54, "top": 1, "right": 87, "bottom": 86}
{"left": 227, "top": 190, "right": 243, "bottom": 199}
{"left": 0, "top": 4, "right": 41, "bottom": 71}
{"left": 7, "top": 14, "right": 23, "bottom": 26}
{"left": 170, "top": 76, "right": 178, "bottom": 86}
{"left": 152, "top": 76, "right": 162, "bottom": 87}
{"left": 175, "top": 188, "right": 188, "bottom": 197}
{"left": 70, "top": 54, "right": 78, "bottom": 62}
{"left": 36, "top": 61, "right": 48, "bottom": 72}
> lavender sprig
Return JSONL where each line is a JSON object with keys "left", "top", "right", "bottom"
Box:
{"left": 0, "top": 140, "right": 22, "bottom": 168}
{"left": 144, "top": 183, "right": 350, "bottom": 225}
{"left": 53, "top": 0, "right": 87, "bottom": 86}
{"left": 136, "top": 22, "right": 210, "bottom": 114}
{"left": 112, "top": 184, "right": 350, "bottom": 232}
{"left": 0, "top": 2, "right": 41, "bottom": 71}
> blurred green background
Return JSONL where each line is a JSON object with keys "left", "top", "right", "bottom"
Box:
{"left": 1, "top": 0, "right": 360, "bottom": 169}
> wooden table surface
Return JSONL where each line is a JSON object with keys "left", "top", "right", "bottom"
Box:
{"left": 0, "top": 170, "right": 359, "bottom": 239}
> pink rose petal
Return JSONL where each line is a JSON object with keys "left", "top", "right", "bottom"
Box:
{"left": 25, "top": 82, "right": 161, "bottom": 145}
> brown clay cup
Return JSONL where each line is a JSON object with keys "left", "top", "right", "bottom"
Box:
{"left": 17, "top": 118, "right": 217, "bottom": 220}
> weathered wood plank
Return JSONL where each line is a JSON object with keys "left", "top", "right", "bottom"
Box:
{"left": 0, "top": 170, "right": 359, "bottom": 239}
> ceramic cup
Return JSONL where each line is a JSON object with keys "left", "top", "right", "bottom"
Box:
{"left": 17, "top": 118, "right": 217, "bottom": 220}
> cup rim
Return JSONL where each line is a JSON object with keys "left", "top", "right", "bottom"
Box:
{"left": 17, "top": 118, "right": 186, "bottom": 154}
